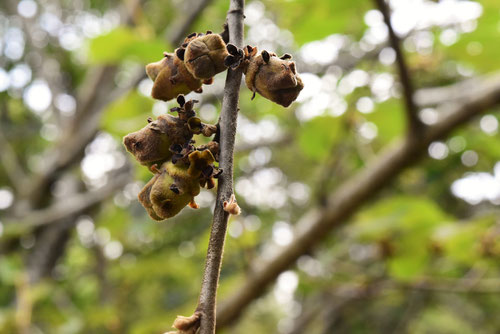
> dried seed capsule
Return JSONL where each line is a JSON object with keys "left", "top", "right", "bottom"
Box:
{"left": 183, "top": 33, "right": 229, "bottom": 80}
{"left": 123, "top": 96, "right": 217, "bottom": 170}
{"left": 243, "top": 46, "right": 304, "bottom": 107}
{"left": 123, "top": 114, "right": 193, "bottom": 169}
{"left": 145, "top": 53, "right": 203, "bottom": 102}
{"left": 140, "top": 150, "right": 216, "bottom": 220}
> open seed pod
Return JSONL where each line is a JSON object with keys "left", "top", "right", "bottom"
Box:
{"left": 243, "top": 46, "right": 304, "bottom": 107}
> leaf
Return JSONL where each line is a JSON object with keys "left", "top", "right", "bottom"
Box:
{"left": 101, "top": 90, "right": 154, "bottom": 138}
{"left": 364, "top": 98, "right": 405, "bottom": 146}
{"left": 434, "top": 216, "right": 493, "bottom": 266}
{"left": 353, "top": 196, "right": 449, "bottom": 241}
{"left": 388, "top": 252, "right": 428, "bottom": 281}
{"left": 89, "top": 26, "right": 167, "bottom": 64}
{"left": 298, "top": 115, "right": 343, "bottom": 160}
{"left": 445, "top": 0, "right": 500, "bottom": 73}
{"left": 262, "top": 0, "right": 369, "bottom": 45}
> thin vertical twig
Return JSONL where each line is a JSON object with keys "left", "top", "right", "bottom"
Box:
{"left": 196, "top": 1, "right": 245, "bottom": 333}
{"left": 374, "top": 0, "right": 423, "bottom": 136}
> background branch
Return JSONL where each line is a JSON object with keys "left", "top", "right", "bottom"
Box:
{"left": 374, "top": 0, "right": 423, "bottom": 135}
{"left": 3, "top": 166, "right": 131, "bottom": 234}
{"left": 215, "top": 73, "right": 500, "bottom": 328}
{"left": 195, "top": 1, "right": 245, "bottom": 333}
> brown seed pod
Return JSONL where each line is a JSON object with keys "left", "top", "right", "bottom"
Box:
{"left": 123, "top": 114, "right": 193, "bottom": 170}
{"left": 182, "top": 32, "right": 229, "bottom": 80}
{"left": 243, "top": 46, "right": 304, "bottom": 107}
{"left": 123, "top": 96, "right": 217, "bottom": 170}
{"left": 139, "top": 150, "right": 216, "bottom": 221}
{"left": 145, "top": 53, "right": 204, "bottom": 102}
{"left": 137, "top": 172, "right": 163, "bottom": 221}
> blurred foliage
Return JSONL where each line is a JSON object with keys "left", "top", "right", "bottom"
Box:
{"left": 1, "top": 0, "right": 500, "bottom": 333}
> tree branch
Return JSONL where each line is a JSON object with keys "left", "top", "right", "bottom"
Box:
{"left": 0, "top": 128, "right": 27, "bottom": 194}
{"left": 195, "top": 1, "right": 245, "bottom": 333}
{"left": 3, "top": 167, "right": 131, "bottom": 235}
{"left": 374, "top": 0, "right": 423, "bottom": 136}
{"left": 216, "top": 73, "right": 500, "bottom": 328}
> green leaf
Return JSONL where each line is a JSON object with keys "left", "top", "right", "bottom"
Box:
{"left": 298, "top": 115, "right": 343, "bottom": 160}
{"left": 89, "top": 27, "right": 167, "bottom": 64}
{"left": 445, "top": 0, "right": 500, "bottom": 73}
{"left": 101, "top": 90, "right": 154, "bottom": 138}
{"left": 364, "top": 98, "right": 405, "bottom": 146}
{"left": 263, "top": 0, "right": 369, "bottom": 45}
{"left": 388, "top": 252, "right": 428, "bottom": 281}
{"left": 353, "top": 196, "right": 449, "bottom": 241}
{"left": 435, "top": 216, "right": 493, "bottom": 266}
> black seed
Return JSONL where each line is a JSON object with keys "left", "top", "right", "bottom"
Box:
{"left": 227, "top": 43, "right": 238, "bottom": 55}
{"left": 176, "top": 48, "right": 185, "bottom": 60}
{"left": 177, "top": 95, "right": 186, "bottom": 107}
{"left": 262, "top": 50, "right": 270, "bottom": 63}
{"left": 224, "top": 55, "right": 236, "bottom": 67}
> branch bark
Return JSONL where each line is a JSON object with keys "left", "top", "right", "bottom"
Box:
{"left": 374, "top": 0, "right": 423, "bottom": 136}
{"left": 195, "top": 1, "right": 245, "bottom": 333}
{"left": 216, "top": 73, "right": 500, "bottom": 328}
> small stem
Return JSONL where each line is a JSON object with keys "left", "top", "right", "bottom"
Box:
{"left": 196, "top": 1, "right": 245, "bottom": 333}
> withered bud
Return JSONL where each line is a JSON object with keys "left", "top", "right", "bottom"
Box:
{"left": 187, "top": 150, "right": 215, "bottom": 177}
{"left": 171, "top": 312, "right": 201, "bottom": 334}
{"left": 223, "top": 194, "right": 241, "bottom": 216}
{"left": 243, "top": 46, "right": 304, "bottom": 107}
{"left": 187, "top": 117, "right": 217, "bottom": 137}
{"left": 197, "top": 141, "right": 219, "bottom": 161}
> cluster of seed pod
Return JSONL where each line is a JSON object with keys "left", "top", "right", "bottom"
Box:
{"left": 123, "top": 96, "right": 220, "bottom": 221}
{"left": 145, "top": 31, "right": 304, "bottom": 107}
{"left": 127, "top": 31, "right": 305, "bottom": 221}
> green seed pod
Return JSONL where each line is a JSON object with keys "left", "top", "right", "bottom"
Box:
{"left": 137, "top": 172, "right": 163, "bottom": 221}
{"left": 140, "top": 150, "right": 216, "bottom": 221}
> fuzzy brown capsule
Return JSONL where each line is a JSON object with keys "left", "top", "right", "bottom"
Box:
{"left": 123, "top": 114, "right": 193, "bottom": 169}
{"left": 243, "top": 46, "right": 304, "bottom": 107}
{"left": 138, "top": 150, "right": 216, "bottom": 221}
{"left": 146, "top": 53, "right": 205, "bottom": 102}
{"left": 123, "top": 96, "right": 217, "bottom": 171}
{"left": 183, "top": 32, "right": 229, "bottom": 80}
